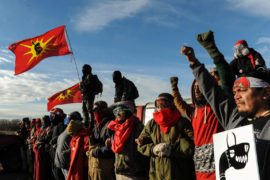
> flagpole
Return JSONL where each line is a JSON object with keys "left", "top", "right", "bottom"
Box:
{"left": 65, "top": 26, "right": 81, "bottom": 82}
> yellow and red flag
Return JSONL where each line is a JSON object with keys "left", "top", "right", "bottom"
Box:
{"left": 8, "top": 25, "right": 72, "bottom": 75}
{"left": 47, "top": 83, "right": 82, "bottom": 111}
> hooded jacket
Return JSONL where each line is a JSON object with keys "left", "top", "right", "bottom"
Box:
{"left": 172, "top": 80, "right": 223, "bottom": 180}
{"left": 67, "top": 128, "right": 90, "bottom": 180}
{"left": 137, "top": 115, "right": 195, "bottom": 180}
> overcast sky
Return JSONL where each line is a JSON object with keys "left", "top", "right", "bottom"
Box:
{"left": 1, "top": 0, "right": 270, "bottom": 119}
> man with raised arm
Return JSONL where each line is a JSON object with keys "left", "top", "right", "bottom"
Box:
{"left": 181, "top": 45, "right": 270, "bottom": 180}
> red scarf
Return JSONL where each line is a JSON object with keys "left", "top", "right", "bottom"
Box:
{"left": 93, "top": 111, "right": 103, "bottom": 128}
{"left": 153, "top": 108, "right": 181, "bottom": 134}
{"left": 107, "top": 115, "right": 136, "bottom": 153}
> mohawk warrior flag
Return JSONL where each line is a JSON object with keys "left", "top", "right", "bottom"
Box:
{"left": 8, "top": 25, "right": 72, "bottom": 75}
{"left": 47, "top": 83, "right": 82, "bottom": 111}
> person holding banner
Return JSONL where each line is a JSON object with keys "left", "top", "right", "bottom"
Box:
{"left": 180, "top": 45, "right": 270, "bottom": 180}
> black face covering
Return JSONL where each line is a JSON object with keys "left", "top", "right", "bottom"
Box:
{"left": 50, "top": 114, "right": 60, "bottom": 126}
{"left": 113, "top": 71, "right": 121, "bottom": 83}
{"left": 219, "top": 132, "right": 250, "bottom": 180}
{"left": 82, "top": 64, "right": 92, "bottom": 76}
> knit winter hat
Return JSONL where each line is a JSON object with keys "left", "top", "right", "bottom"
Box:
{"left": 113, "top": 101, "right": 135, "bottom": 116}
{"left": 235, "top": 40, "right": 248, "bottom": 47}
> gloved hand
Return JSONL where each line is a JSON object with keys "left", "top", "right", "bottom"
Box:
{"left": 196, "top": 30, "right": 221, "bottom": 59}
{"left": 170, "top": 77, "right": 178, "bottom": 89}
{"left": 152, "top": 143, "right": 172, "bottom": 157}
{"left": 196, "top": 30, "right": 214, "bottom": 46}
{"left": 135, "top": 136, "right": 152, "bottom": 147}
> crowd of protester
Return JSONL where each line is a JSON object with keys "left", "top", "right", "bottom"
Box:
{"left": 16, "top": 30, "right": 270, "bottom": 180}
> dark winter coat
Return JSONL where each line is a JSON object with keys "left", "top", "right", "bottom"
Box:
{"left": 80, "top": 74, "right": 101, "bottom": 99}
{"left": 90, "top": 113, "right": 115, "bottom": 158}
{"left": 54, "top": 129, "right": 71, "bottom": 169}
{"left": 50, "top": 122, "right": 65, "bottom": 150}
{"left": 230, "top": 48, "right": 268, "bottom": 81}
{"left": 137, "top": 117, "right": 195, "bottom": 180}
{"left": 114, "top": 77, "right": 139, "bottom": 103}
{"left": 114, "top": 118, "right": 148, "bottom": 177}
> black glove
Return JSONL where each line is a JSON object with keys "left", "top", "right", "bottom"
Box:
{"left": 170, "top": 77, "right": 178, "bottom": 89}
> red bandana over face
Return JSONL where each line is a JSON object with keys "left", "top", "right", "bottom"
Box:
{"left": 153, "top": 108, "right": 181, "bottom": 134}
{"left": 93, "top": 111, "right": 104, "bottom": 128}
{"left": 107, "top": 115, "right": 136, "bottom": 153}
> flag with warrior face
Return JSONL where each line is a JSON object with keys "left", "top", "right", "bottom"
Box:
{"left": 8, "top": 25, "right": 72, "bottom": 75}
{"left": 47, "top": 83, "right": 82, "bottom": 111}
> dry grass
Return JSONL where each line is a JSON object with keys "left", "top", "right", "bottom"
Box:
{"left": 0, "top": 130, "right": 18, "bottom": 135}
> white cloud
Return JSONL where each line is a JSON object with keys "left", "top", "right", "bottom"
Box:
{"left": 255, "top": 37, "right": 270, "bottom": 45}
{"left": 0, "top": 70, "right": 77, "bottom": 105}
{"left": 256, "top": 45, "right": 270, "bottom": 55}
{"left": 144, "top": 15, "right": 179, "bottom": 27}
{"left": 226, "top": 0, "right": 270, "bottom": 17}
{"left": 0, "top": 57, "right": 12, "bottom": 63}
{"left": 143, "top": 1, "right": 200, "bottom": 27}
{"left": 0, "top": 49, "right": 11, "bottom": 54}
{"left": 0, "top": 68, "right": 191, "bottom": 119}
{"left": 73, "top": 0, "right": 150, "bottom": 32}
{"left": 0, "top": 47, "right": 13, "bottom": 64}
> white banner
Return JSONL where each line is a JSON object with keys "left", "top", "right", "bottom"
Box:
{"left": 213, "top": 124, "right": 260, "bottom": 180}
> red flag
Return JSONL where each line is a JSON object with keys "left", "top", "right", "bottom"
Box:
{"left": 8, "top": 25, "right": 72, "bottom": 75}
{"left": 47, "top": 83, "right": 82, "bottom": 111}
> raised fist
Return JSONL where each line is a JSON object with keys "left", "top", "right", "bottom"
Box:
{"left": 181, "top": 46, "right": 197, "bottom": 64}
{"left": 170, "top": 77, "right": 178, "bottom": 88}
{"left": 196, "top": 30, "right": 214, "bottom": 44}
